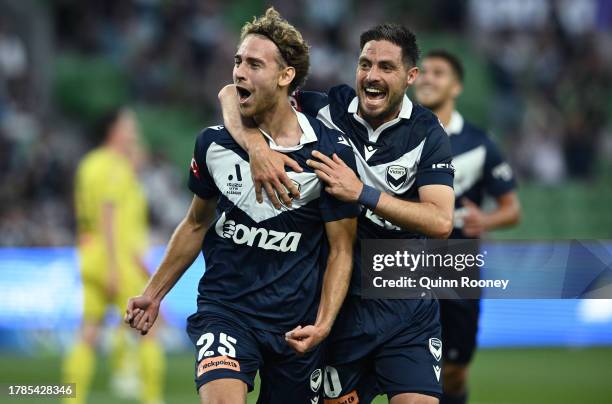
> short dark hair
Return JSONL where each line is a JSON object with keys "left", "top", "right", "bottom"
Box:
{"left": 359, "top": 23, "right": 419, "bottom": 67}
{"left": 91, "top": 107, "right": 124, "bottom": 146}
{"left": 425, "top": 49, "right": 464, "bottom": 82}
{"left": 240, "top": 7, "right": 310, "bottom": 93}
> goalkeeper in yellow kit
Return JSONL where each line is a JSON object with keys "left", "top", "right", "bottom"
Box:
{"left": 64, "top": 107, "right": 165, "bottom": 404}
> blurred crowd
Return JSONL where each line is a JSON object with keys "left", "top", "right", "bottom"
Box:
{"left": 469, "top": 0, "right": 612, "bottom": 183}
{"left": 1, "top": 0, "right": 611, "bottom": 246}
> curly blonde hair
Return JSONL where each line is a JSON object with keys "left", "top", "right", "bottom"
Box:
{"left": 240, "top": 7, "right": 310, "bottom": 93}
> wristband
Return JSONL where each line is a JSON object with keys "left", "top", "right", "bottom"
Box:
{"left": 358, "top": 184, "right": 381, "bottom": 210}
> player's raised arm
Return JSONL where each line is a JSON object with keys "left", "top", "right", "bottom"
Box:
{"left": 360, "top": 122, "right": 456, "bottom": 238}
{"left": 125, "top": 195, "right": 216, "bottom": 335}
{"left": 218, "top": 84, "right": 302, "bottom": 208}
{"left": 461, "top": 138, "right": 521, "bottom": 237}
{"left": 376, "top": 184, "right": 454, "bottom": 239}
{"left": 218, "top": 84, "right": 260, "bottom": 151}
{"left": 308, "top": 124, "right": 455, "bottom": 239}
{"left": 286, "top": 137, "right": 360, "bottom": 354}
{"left": 101, "top": 202, "right": 119, "bottom": 299}
{"left": 461, "top": 192, "right": 520, "bottom": 237}
{"left": 318, "top": 217, "right": 357, "bottom": 329}
{"left": 285, "top": 217, "right": 357, "bottom": 354}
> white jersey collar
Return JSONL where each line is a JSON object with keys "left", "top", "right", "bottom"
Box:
{"left": 347, "top": 94, "right": 413, "bottom": 143}
{"left": 259, "top": 108, "right": 317, "bottom": 152}
{"left": 347, "top": 94, "right": 413, "bottom": 119}
{"left": 444, "top": 110, "right": 464, "bottom": 136}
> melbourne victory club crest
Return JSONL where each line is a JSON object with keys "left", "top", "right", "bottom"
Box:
{"left": 430, "top": 337, "right": 443, "bottom": 384}
{"left": 386, "top": 165, "right": 408, "bottom": 191}
{"left": 429, "top": 337, "right": 442, "bottom": 362}
{"left": 310, "top": 368, "right": 322, "bottom": 392}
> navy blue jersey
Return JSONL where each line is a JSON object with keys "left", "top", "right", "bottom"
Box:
{"left": 293, "top": 85, "right": 454, "bottom": 295}
{"left": 444, "top": 111, "right": 516, "bottom": 238}
{"left": 188, "top": 110, "right": 360, "bottom": 332}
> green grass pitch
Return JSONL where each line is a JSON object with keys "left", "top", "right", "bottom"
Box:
{"left": 1, "top": 347, "right": 611, "bottom": 403}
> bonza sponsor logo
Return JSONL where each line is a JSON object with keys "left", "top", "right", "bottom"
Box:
{"left": 215, "top": 212, "right": 301, "bottom": 252}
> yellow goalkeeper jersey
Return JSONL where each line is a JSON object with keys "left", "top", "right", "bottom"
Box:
{"left": 74, "top": 147, "right": 148, "bottom": 286}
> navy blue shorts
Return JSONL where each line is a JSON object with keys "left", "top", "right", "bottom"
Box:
{"left": 439, "top": 299, "right": 481, "bottom": 365}
{"left": 323, "top": 297, "right": 443, "bottom": 402}
{"left": 186, "top": 310, "right": 324, "bottom": 403}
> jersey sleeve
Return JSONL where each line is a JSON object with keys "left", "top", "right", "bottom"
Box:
{"left": 291, "top": 90, "right": 329, "bottom": 117}
{"left": 416, "top": 124, "right": 455, "bottom": 188}
{"left": 318, "top": 132, "right": 362, "bottom": 222}
{"left": 483, "top": 137, "right": 516, "bottom": 196}
{"left": 188, "top": 128, "right": 220, "bottom": 199}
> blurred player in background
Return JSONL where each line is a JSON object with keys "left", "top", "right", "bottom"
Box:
{"left": 415, "top": 50, "right": 521, "bottom": 404}
{"left": 65, "top": 107, "right": 165, "bottom": 404}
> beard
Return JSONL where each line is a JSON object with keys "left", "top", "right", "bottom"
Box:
{"left": 416, "top": 87, "right": 450, "bottom": 111}
{"left": 419, "top": 97, "right": 445, "bottom": 111}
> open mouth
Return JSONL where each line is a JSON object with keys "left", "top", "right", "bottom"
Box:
{"left": 364, "top": 86, "right": 386, "bottom": 101}
{"left": 236, "top": 86, "right": 252, "bottom": 103}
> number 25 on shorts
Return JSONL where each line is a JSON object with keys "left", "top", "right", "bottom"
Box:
{"left": 196, "top": 332, "right": 237, "bottom": 360}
